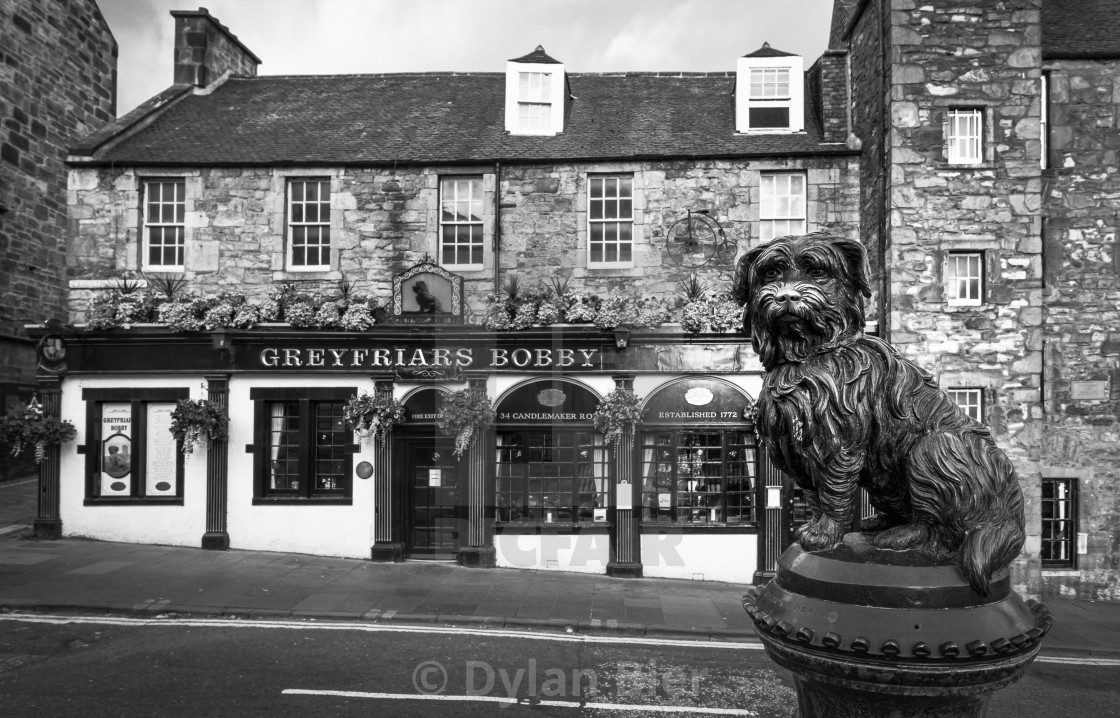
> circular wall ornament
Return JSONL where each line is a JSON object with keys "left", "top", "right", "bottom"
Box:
{"left": 355, "top": 461, "right": 374, "bottom": 480}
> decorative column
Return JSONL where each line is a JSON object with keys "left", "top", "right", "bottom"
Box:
{"left": 201, "top": 374, "right": 230, "bottom": 550}
{"left": 458, "top": 373, "right": 496, "bottom": 568}
{"left": 607, "top": 373, "right": 642, "bottom": 578}
{"left": 370, "top": 375, "right": 404, "bottom": 561}
{"left": 32, "top": 375, "right": 63, "bottom": 540}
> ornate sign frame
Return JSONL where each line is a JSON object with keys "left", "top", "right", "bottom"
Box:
{"left": 391, "top": 259, "right": 464, "bottom": 324}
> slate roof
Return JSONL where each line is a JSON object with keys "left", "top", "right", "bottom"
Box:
{"left": 743, "top": 42, "right": 798, "bottom": 58}
{"left": 1042, "top": 0, "right": 1120, "bottom": 58}
{"left": 79, "top": 72, "right": 850, "bottom": 166}
{"left": 509, "top": 46, "right": 562, "bottom": 64}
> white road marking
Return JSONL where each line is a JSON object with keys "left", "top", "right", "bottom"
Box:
{"left": 1035, "top": 655, "right": 1120, "bottom": 667}
{"left": 282, "top": 688, "right": 758, "bottom": 714}
{"left": 0, "top": 613, "right": 762, "bottom": 650}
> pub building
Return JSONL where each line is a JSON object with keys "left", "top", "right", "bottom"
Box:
{"left": 40, "top": 10, "right": 862, "bottom": 583}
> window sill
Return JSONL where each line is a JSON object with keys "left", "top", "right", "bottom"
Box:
{"left": 586, "top": 264, "right": 636, "bottom": 272}
{"left": 494, "top": 522, "right": 611, "bottom": 533}
{"left": 272, "top": 270, "right": 342, "bottom": 282}
{"left": 84, "top": 498, "right": 185, "bottom": 506}
{"left": 1042, "top": 568, "right": 1079, "bottom": 575}
{"left": 252, "top": 497, "right": 353, "bottom": 506}
{"left": 641, "top": 523, "right": 758, "bottom": 533}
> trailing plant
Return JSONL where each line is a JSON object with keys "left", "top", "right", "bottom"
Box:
{"left": 169, "top": 398, "right": 229, "bottom": 455}
{"left": 437, "top": 388, "right": 495, "bottom": 458}
{"left": 635, "top": 296, "right": 670, "bottom": 328}
{"left": 563, "top": 292, "right": 600, "bottom": 324}
{"left": 0, "top": 399, "right": 76, "bottom": 463}
{"left": 86, "top": 290, "right": 121, "bottom": 331}
{"left": 593, "top": 289, "right": 640, "bottom": 330}
{"left": 708, "top": 291, "right": 744, "bottom": 334}
{"left": 339, "top": 302, "right": 376, "bottom": 331}
{"left": 202, "top": 293, "right": 246, "bottom": 330}
{"left": 592, "top": 387, "right": 644, "bottom": 448}
{"left": 343, "top": 392, "right": 406, "bottom": 445}
{"left": 158, "top": 295, "right": 208, "bottom": 332}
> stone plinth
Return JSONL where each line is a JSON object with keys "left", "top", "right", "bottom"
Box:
{"left": 743, "top": 534, "right": 1051, "bottom": 718}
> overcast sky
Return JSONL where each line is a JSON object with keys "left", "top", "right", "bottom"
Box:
{"left": 99, "top": 0, "right": 835, "bottom": 116}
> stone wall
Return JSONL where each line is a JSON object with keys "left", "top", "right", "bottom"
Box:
{"left": 66, "top": 156, "right": 859, "bottom": 320}
{"left": 1040, "top": 58, "right": 1120, "bottom": 600}
{"left": 884, "top": 0, "right": 1045, "bottom": 595}
{"left": 0, "top": 0, "right": 116, "bottom": 383}
{"left": 846, "top": 0, "right": 888, "bottom": 327}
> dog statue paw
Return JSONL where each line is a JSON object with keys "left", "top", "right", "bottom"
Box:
{"left": 733, "top": 232, "right": 1026, "bottom": 597}
{"left": 796, "top": 516, "right": 846, "bottom": 552}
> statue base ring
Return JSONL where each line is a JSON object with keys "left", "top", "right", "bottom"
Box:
{"left": 743, "top": 534, "right": 1051, "bottom": 718}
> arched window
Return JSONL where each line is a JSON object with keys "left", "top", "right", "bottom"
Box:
{"left": 493, "top": 380, "right": 608, "bottom": 525}
{"left": 638, "top": 378, "right": 757, "bottom": 526}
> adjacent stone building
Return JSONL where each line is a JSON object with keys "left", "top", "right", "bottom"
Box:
{"left": 0, "top": 0, "right": 117, "bottom": 385}
{"left": 831, "top": 0, "right": 1120, "bottom": 600}
{"left": 47, "top": 9, "right": 859, "bottom": 582}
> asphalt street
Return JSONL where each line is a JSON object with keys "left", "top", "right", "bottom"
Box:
{"left": 1, "top": 615, "right": 1117, "bottom": 717}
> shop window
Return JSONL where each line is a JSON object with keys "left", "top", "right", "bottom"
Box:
{"left": 945, "top": 251, "right": 984, "bottom": 306}
{"left": 495, "top": 431, "right": 608, "bottom": 524}
{"left": 760, "top": 172, "right": 806, "bottom": 242}
{"left": 588, "top": 175, "right": 633, "bottom": 267}
{"left": 250, "top": 387, "right": 356, "bottom": 502}
{"left": 142, "top": 178, "right": 185, "bottom": 270}
{"left": 947, "top": 387, "right": 984, "bottom": 422}
{"left": 1041, "top": 478, "right": 1078, "bottom": 569}
{"left": 946, "top": 108, "right": 983, "bottom": 165}
{"left": 439, "top": 176, "right": 484, "bottom": 268}
{"left": 287, "top": 178, "right": 331, "bottom": 270}
{"left": 82, "top": 388, "right": 190, "bottom": 503}
{"left": 640, "top": 430, "right": 757, "bottom": 525}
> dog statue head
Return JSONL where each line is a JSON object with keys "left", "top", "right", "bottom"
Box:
{"left": 732, "top": 232, "right": 872, "bottom": 368}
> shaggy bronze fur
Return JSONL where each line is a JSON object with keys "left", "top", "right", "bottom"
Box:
{"left": 732, "top": 232, "right": 1025, "bottom": 595}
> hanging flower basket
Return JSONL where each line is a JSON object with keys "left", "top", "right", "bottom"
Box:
{"left": 169, "top": 398, "right": 229, "bottom": 455}
{"left": 343, "top": 392, "right": 406, "bottom": 445}
{"left": 592, "top": 388, "right": 644, "bottom": 448}
{"left": 437, "top": 388, "right": 495, "bottom": 458}
{"left": 0, "top": 400, "right": 76, "bottom": 463}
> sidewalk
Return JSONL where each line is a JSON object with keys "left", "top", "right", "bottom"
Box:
{"left": 2, "top": 482, "right": 1119, "bottom": 657}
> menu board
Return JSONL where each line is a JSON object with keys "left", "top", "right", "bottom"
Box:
{"left": 100, "top": 403, "right": 132, "bottom": 496}
{"left": 145, "top": 403, "right": 177, "bottom": 496}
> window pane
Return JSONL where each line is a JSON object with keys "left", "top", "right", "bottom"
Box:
{"left": 749, "top": 107, "right": 790, "bottom": 129}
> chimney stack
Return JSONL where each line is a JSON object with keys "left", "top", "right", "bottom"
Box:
{"left": 171, "top": 7, "right": 260, "bottom": 87}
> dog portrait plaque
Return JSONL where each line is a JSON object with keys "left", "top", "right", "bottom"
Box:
{"left": 391, "top": 259, "right": 463, "bottom": 323}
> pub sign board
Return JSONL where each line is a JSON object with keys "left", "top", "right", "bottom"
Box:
{"left": 392, "top": 260, "right": 463, "bottom": 323}
{"left": 249, "top": 342, "right": 607, "bottom": 373}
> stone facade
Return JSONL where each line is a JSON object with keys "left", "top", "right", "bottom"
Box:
{"left": 1041, "top": 57, "right": 1120, "bottom": 600}
{"left": 66, "top": 156, "right": 860, "bottom": 320}
{"left": 0, "top": 0, "right": 116, "bottom": 384}
{"left": 841, "top": 0, "right": 1120, "bottom": 600}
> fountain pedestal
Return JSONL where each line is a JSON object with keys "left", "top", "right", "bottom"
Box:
{"left": 743, "top": 534, "right": 1051, "bottom": 718}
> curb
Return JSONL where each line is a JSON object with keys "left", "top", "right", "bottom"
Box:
{"left": 0, "top": 601, "right": 758, "bottom": 644}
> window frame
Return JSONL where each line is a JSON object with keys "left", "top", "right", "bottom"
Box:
{"left": 747, "top": 67, "right": 792, "bottom": 130}
{"left": 1041, "top": 477, "right": 1079, "bottom": 569}
{"left": 947, "top": 387, "right": 984, "bottom": 423}
{"left": 586, "top": 174, "right": 635, "bottom": 268}
{"left": 944, "top": 251, "right": 985, "bottom": 306}
{"left": 759, "top": 172, "right": 807, "bottom": 242}
{"left": 517, "top": 71, "right": 553, "bottom": 134}
{"left": 946, "top": 108, "right": 984, "bottom": 165}
{"left": 494, "top": 429, "right": 609, "bottom": 526}
{"left": 439, "top": 176, "right": 485, "bottom": 270}
{"left": 141, "top": 178, "right": 186, "bottom": 271}
{"left": 82, "top": 387, "right": 190, "bottom": 505}
{"left": 250, "top": 386, "right": 358, "bottom": 504}
{"left": 639, "top": 428, "right": 759, "bottom": 527}
{"left": 286, "top": 177, "right": 333, "bottom": 272}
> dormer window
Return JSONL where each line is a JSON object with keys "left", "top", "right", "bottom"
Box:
{"left": 518, "top": 72, "right": 552, "bottom": 132}
{"left": 736, "top": 42, "right": 804, "bottom": 134}
{"left": 506, "top": 45, "right": 566, "bottom": 136}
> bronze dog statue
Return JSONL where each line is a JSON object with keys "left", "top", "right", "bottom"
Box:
{"left": 733, "top": 232, "right": 1025, "bottom": 595}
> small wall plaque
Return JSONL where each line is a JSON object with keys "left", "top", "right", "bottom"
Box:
{"left": 1070, "top": 380, "right": 1110, "bottom": 401}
